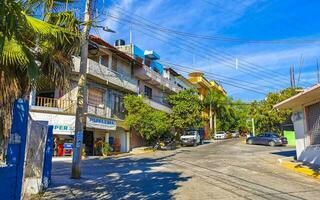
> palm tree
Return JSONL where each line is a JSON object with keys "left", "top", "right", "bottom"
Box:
{"left": 204, "top": 91, "right": 232, "bottom": 134}
{"left": 0, "top": 0, "right": 80, "bottom": 144}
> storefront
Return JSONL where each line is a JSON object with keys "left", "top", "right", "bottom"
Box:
{"left": 84, "top": 115, "right": 130, "bottom": 156}
{"left": 29, "top": 112, "right": 75, "bottom": 157}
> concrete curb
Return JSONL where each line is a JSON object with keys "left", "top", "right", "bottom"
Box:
{"left": 278, "top": 158, "right": 320, "bottom": 180}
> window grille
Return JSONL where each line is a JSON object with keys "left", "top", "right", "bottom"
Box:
{"left": 306, "top": 102, "right": 320, "bottom": 145}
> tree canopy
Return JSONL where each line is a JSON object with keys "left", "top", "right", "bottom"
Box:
{"left": 124, "top": 95, "right": 171, "bottom": 143}
{"left": 0, "top": 0, "right": 80, "bottom": 139}
{"left": 167, "top": 89, "right": 204, "bottom": 134}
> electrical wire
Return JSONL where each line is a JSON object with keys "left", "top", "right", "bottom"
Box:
{"left": 107, "top": 15, "right": 291, "bottom": 88}
{"left": 106, "top": 10, "right": 294, "bottom": 85}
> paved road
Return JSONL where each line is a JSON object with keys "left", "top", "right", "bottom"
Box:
{"left": 42, "top": 139, "right": 320, "bottom": 200}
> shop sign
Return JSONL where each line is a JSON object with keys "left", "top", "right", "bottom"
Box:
{"left": 30, "top": 112, "right": 75, "bottom": 135}
{"left": 53, "top": 125, "right": 74, "bottom": 135}
{"left": 86, "top": 116, "right": 116, "bottom": 130}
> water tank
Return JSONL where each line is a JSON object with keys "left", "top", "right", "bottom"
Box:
{"left": 115, "top": 39, "right": 125, "bottom": 46}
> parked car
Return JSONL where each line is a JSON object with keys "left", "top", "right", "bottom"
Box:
{"left": 214, "top": 131, "right": 228, "bottom": 140}
{"left": 230, "top": 130, "right": 239, "bottom": 138}
{"left": 246, "top": 132, "right": 288, "bottom": 146}
{"left": 180, "top": 130, "right": 203, "bottom": 146}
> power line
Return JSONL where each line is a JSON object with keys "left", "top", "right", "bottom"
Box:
{"left": 108, "top": 5, "right": 315, "bottom": 87}
{"left": 107, "top": 13, "right": 291, "bottom": 87}
{"left": 96, "top": 43, "right": 271, "bottom": 95}
{"left": 106, "top": 8, "right": 293, "bottom": 84}
{"left": 159, "top": 60, "right": 279, "bottom": 91}
{"left": 108, "top": 8, "right": 320, "bottom": 45}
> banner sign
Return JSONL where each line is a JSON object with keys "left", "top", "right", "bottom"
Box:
{"left": 30, "top": 112, "right": 75, "bottom": 135}
{"left": 86, "top": 116, "right": 116, "bottom": 130}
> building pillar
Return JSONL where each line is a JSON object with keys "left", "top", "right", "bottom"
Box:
{"left": 29, "top": 89, "right": 36, "bottom": 106}
{"left": 126, "top": 132, "right": 130, "bottom": 152}
{"left": 105, "top": 132, "right": 109, "bottom": 144}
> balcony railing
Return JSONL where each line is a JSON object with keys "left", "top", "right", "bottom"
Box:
{"left": 135, "top": 66, "right": 182, "bottom": 93}
{"left": 142, "top": 96, "right": 172, "bottom": 113}
{"left": 34, "top": 97, "right": 76, "bottom": 114}
{"left": 73, "top": 56, "right": 139, "bottom": 93}
{"left": 86, "top": 104, "right": 112, "bottom": 119}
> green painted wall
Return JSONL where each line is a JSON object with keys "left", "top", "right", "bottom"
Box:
{"left": 283, "top": 131, "right": 296, "bottom": 146}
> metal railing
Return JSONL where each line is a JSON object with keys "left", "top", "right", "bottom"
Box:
{"left": 35, "top": 97, "right": 76, "bottom": 114}
{"left": 87, "top": 104, "right": 112, "bottom": 118}
{"left": 73, "top": 56, "right": 139, "bottom": 93}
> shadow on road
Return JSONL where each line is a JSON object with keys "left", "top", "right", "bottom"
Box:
{"left": 271, "top": 150, "right": 296, "bottom": 157}
{"left": 43, "top": 155, "right": 190, "bottom": 200}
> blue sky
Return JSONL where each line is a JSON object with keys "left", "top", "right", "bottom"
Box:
{"left": 87, "top": 0, "right": 320, "bottom": 102}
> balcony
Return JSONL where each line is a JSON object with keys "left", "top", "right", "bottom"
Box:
{"left": 31, "top": 97, "right": 76, "bottom": 114}
{"left": 86, "top": 104, "right": 111, "bottom": 119}
{"left": 143, "top": 97, "right": 172, "bottom": 113}
{"left": 73, "top": 56, "right": 139, "bottom": 93}
{"left": 134, "top": 66, "right": 181, "bottom": 93}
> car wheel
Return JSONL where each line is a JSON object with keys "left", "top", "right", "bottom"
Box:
{"left": 269, "top": 141, "right": 276, "bottom": 147}
{"left": 247, "top": 139, "right": 253, "bottom": 145}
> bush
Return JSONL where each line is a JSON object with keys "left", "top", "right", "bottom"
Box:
{"left": 102, "top": 143, "right": 112, "bottom": 156}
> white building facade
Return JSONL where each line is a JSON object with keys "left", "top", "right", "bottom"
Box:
{"left": 275, "top": 84, "right": 320, "bottom": 165}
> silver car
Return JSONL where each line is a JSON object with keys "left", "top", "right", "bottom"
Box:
{"left": 230, "top": 130, "right": 239, "bottom": 138}
{"left": 214, "top": 131, "right": 227, "bottom": 140}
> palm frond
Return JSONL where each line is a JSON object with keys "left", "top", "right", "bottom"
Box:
{"left": 0, "top": 37, "right": 29, "bottom": 66}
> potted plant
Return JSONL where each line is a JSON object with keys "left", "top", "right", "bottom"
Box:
{"left": 102, "top": 143, "right": 112, "bottom": 156}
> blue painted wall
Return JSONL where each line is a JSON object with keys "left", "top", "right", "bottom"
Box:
{"left": 150, "top": 61, "right": 164, "bottom": 75}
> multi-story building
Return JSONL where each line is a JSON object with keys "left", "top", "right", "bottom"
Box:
{"left": 30, "top": 35, "right": 143, "bottom": 156}
{"left": 115, "top": 41, "right": 194, "bottom": 148}
{"left": 188, "top": 72, "right": 227, "bottom": 139}
{"left": 29, "top": 36, "right": 196, "bottom": 155}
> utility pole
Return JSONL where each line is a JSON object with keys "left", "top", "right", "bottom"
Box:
{"left": 251, "top": 118, "right": 255, "bottom": 136}
{"left": 71, "top": 0, "right": 92, "bottom": 179}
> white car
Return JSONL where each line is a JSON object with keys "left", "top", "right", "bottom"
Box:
{"left": 214, "top": 131, "right": 227, "bottom": 140}
{"left": 180, "top": 130, "right": 201, "bottom": 146}
{"left": 230, "top": 131, "right": 239, "bottom": 138}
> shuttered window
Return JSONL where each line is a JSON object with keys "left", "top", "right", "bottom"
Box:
{"left": 306, "top": 102, "right": 320, "bottom": 145}
{"left": 88, "top": 88, "right": 104, "bottom": 106}
{"left": 112, "top": 56, "right": 117, "bottom": 71}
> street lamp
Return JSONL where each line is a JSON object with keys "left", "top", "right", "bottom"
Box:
{"left": 94, "top": 25, "right": 116, "bottom": 33}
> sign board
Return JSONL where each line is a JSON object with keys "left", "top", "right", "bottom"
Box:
{"left": 75, "top": 132, "right": 83, "bottom": 148}
{"left": 30, "top": 112, "right": 75, "bottom": 135}
{"left": 63, "top": 143, "right": 73, "bottom": 149}
{"left": 86, "top": 116, "right": 116, "bottom": 130}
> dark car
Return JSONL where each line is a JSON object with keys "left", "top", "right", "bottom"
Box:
{"left": 246, "top": 133, "right": 287, "bottom": 147}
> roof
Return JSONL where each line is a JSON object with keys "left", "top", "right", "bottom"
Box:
{"left": 89, "top": 35, "right": 142, "bottom": 67}
{"left": 274, "top": 84, "right": 320, "bottom": 109}
{"left": 164, "top": 68, "right": 180, "bottom": 77}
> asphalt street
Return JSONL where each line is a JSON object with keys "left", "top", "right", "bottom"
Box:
{"left": 41, "top": 139, "right": 320, "bottom": 200}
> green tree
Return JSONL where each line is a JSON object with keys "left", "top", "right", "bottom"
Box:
{"left": 250, "top": 88, "right": 299, "bottom": 133}
{"left": 167, "top": 89, "right": 204, "bottom": 135}
{"left": 124, "top": 95, "right": 171, "bottom": 143}
{"left": 204, "top": 91, "right": 233, "bottom": 133}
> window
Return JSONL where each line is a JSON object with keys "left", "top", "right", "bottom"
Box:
{"left": 88, "top": 88, "right": 104, "bottom": 106}
{"left": 144, "top": 59, "right": 151, "bottom": 67}
{"left": 306, "top": 102, "right": 320, "bottom": 145}
{"left": 112, "top": 56, "right": 117, "bottom": 71}
{"left": 144, "top": 86, "right": 152, "bottom": 99}
{"left": 100, "top": 55, "right": 109, "bottom": 67}
{"left": 109, "top": 90, "right": 125, "bottom": 119}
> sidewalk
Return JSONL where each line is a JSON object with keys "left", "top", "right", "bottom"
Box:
{"left": 278, "top": 157, "right": 320, "bottom": 180}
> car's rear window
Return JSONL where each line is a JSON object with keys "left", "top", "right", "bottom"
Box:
{"left": 184, "top": 131, "right": 196, "bottom": 136}
{"left": 216, "top": 132, "right": 225, "bottom": 135}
